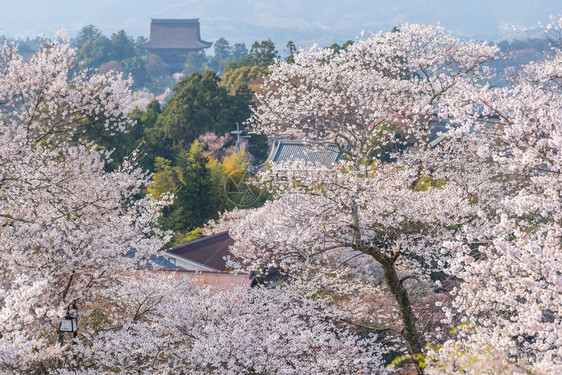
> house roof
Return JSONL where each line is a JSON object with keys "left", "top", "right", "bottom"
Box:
{"left": 142, "top": 18, "right": 212, "bottom": 50}
{"left": 125, "top": 250, "right": 186, "bottom": 270}
{"left": 140, "top": 268, "right": 254, "bottom": 291}
{"left": 167, "top": 231, "right": 234, "bottom": 271}
{"left": 266, "top": 139, "right": 342, "bottom": 167}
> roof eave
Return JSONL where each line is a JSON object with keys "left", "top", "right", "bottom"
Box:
{"left": 164, "top": 252, "right": 218, "bottom": 271}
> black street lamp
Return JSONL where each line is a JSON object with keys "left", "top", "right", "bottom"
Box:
{"left": 58, "top": 301, "right": 78, "bottom": 345}
{"left": 59, "top": 313, "right": 77, "bottom": 333}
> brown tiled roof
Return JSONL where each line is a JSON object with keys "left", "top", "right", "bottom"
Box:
{"left": 139, "top": 268, "right": 253, "bottom": 291}
{"left": 167, "top": 231, "right": 234, "bottom": 271}
{"left": 142, "top": 19, "right": 212, "bottom": 50}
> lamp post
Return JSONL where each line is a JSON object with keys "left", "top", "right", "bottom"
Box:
{"left": 58, "top": 301, "right": 78, "bottom": 345}
{"left": 231, "top": 123, "right": 250, "bottom": 152}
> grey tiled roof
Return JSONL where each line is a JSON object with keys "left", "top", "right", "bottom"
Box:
{"left": 266, "top": 140, "right": 342, "bottom": 167}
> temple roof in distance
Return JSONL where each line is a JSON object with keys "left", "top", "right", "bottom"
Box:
{"left": 142, "top": 18, "right": 212, "bottom": 50}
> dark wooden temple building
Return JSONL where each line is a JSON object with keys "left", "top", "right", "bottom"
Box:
{"left": 142, "top": 19, "right": 212, "bottom": 73}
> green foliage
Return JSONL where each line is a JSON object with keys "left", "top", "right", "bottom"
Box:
{"left": 172, "top": 227, "right": 205, "bottom": 246}
{"left": 73, "top": 25, "right": 166, "bottom": 91}
{"left": 231, "top": 42, "right": 248, "bottom": 63}
{"left": 246, "top": 134, "right": 269, "bottom": 164}
{"left": 82, "top": 100, "right": 160, "bottom": 172}
{"left": 214, "top": 37, "right": 231, "bottom": 60}
{"left": 413, "top": 176, "right": 447, "bottom": 192}
{"left": 389, "top": 353, "right": 427, "bottom": 371}
{"left": 121, "top": 56, "right": 148, "bottom": 88}
{"left": 110, "top": 30, "right": 136, "bottom": 61}
{"left": 222, "top": 60, "right": 241, "bottom": 74}
{"left": 77, "top": 107, "right": 146, "bottom": 172}
{"left": 496, "top": 38, "right": 550, "bottom": 53}
{"left": 142, "top": 100, "right": 162, "bottom": 125}
{"left": 213, "top": 37, "right": 232, "bottom": 73}
{"left": 214, "top": 147, "right": 251, "bottom": 209}
{"left": 76, "top": 35, "right": 115, "bottom": 69}
{"left": 147, "top": 71, "right": 252, "bottom": 162}
{"left": 67, "top": 27, "right": 288, "bottom": 243}
{"left": 135, "top": 36, "right": 148, "bottom": 48}
{"left": 221, "top": 39, "right": 278, "bottom": 72}
{"left": 74, "top": 28, "right": 135, "bottom": 70}
{"left": 327, "top": 40, "right": 354, "bottom": 54}
{"left": 247, "top": 39, "right": 279, "bottom": 67}
{"left": 149, "top": 141, "right": 257, "bottom": 244}
{"left": 175, "top": 140, "right": 217, "bottom": 228}
{"left": 143, "top": 54, "right": 172, "bottom": 92}
{"left": 147, "top": 157, "right": 176, "bottom": 200}
{"left": 183, "top": 51, "right": 209, "bottom": 76}
{"left": 137, "top": 100, "right": 164, "bottom": 169}
{"left": 220, "top": 65, "right": 269, "bottom": 93}
{"left": 11, "top": 36, "right": 43, "bottom": 55}
{"left": 74, "top": 25, "right": 102, "bottom": 49}
{"left": 286, "top": 40, "right": 297, "bottom": 63}
{"left": 149, "top": 140, "right": 216, "bottom": 236}
{"left": 94, "top": 72, "right": 260, "bottom": 174}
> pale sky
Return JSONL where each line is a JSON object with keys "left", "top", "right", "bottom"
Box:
{"left": 1, "top": 0, "right": 561, "bottom": 48}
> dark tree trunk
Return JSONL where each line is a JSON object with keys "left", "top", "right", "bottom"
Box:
{"left": 381, "top": 259, "right": 425, "bottom": 355}
{"left": 367, "top": 248, "right": 426, "bottom": 374}
{"left": 350, "top": 205, "right": 425, "bottom": 373}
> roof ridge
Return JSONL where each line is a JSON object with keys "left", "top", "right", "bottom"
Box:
{"left": 168, "top": 231, "right": 229, "bottom": 251}
{"left": 151, "top": 18, "right": 200, "bottom": 23}
{"left": 139, "top": 267, "right": 249, "bottom": 276}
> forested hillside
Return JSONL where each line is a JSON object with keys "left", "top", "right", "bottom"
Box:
{"left": 3, "top": 25, "right": 554, "bottom": 245}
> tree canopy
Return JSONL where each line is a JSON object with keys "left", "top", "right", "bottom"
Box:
{"left": 143, "top": 70, "right": 252, "bottom": 163}
{"left": 0, "top": 32, "right": 387, "bottom": 375}
{"left": 5, "top": 17, "right": 562, "bottom": 375}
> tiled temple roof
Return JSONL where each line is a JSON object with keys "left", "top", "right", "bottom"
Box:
{"left": 142, "top": 19, "right": 212, "bottom": 50}
{"left": 266, "top": 139, "right": 342, "bottom": 167}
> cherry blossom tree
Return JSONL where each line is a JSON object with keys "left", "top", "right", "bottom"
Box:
{"left": 0, "top": 34, "right": 388, "bottom": 374}
{"left": 0, "top": 33, "right": 170, "bottom": 373}
{"left": 543, "top": 13, "right": 562, "bottom": 48}
{"left": 230, "top": 23, "right": 499, "bottom": 373}
{"left": 57, "top": 273, "right": 387, "bottom": 375}
{"left": 230, "top": 20, "right": 562, "bottom": 374}
{"left": 427, "top": 16, "right": 562, "bottom": 374}
{"left": 250, "top": 23, "right": 497, "bottom": 161}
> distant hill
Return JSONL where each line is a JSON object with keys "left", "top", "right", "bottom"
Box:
{"left": 488, "top": 38, "right": 553, "bottom": 86}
